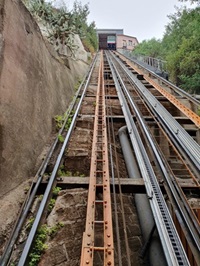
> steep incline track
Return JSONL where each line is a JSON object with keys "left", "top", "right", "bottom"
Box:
{"left": 1, "top": 51, "right": 199, "bottom": 266}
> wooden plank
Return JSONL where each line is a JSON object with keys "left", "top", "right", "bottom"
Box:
{"left": 37, "top": 176, "right": 197, "bottom": 194}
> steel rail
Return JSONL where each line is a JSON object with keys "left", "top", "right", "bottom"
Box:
{"left": 17, "top": 55, "right": 98, "bottom": 266}
{"left": 105, "top": 53, "right": 131, "bottom": 265}
{"left": 108, "top": 51, "right": 200, "bottom": 263}
{"left": 112, "top": 53, "right": 200, "bottom": 172}
{"left": 0, "top": 61, "right": 95, "bottom": 266}
{"left": 105, "top": 63, "right": 123, "bottom": 265}
{"left": 118, "top": 51, "right": 200, "bottom": 106}
{"left": 109, "top": 139, "right": 122, "bottom": 266}
{"left": 143, "top": 75, "right": 200, "bottom": 128}
{"left": 119, "top": 54, "right": 200, "bottom": 128}
{"left": 106, "top": 51, "right": 190, "bottom": 266}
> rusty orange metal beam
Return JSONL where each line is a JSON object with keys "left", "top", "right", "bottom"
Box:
{"left": 121, "top": 55, "right": 200, "bottom": 128}
{"left": 144, "top": 76, "right": 200, "bottom": 128}
{"left": 80, "top": 51, "right": 114, "bottom": 266}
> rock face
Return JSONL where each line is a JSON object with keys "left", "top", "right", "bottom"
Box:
{"left": 39, "top": 188, "right": 88, "bottom": 266}
{"left": 38, "top": 191, "right": 144, "bottom": 266}
{"left": 0, "top": 0, "right": 88, "bottom": 196}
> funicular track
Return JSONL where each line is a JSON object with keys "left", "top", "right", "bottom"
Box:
{"left": 0, "top": 50, "right": 200, "bottom": 266}
{"left": 104, "top": 51, "right": 199, "bottom": 261}
{"left": 80, "top": 52, "right": 114, "bottom": 265}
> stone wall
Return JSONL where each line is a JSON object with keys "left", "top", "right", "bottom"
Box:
{"left": 39, "top": 188, "right": 88, "bottom": 266}
{"left": 38, "top": 191, "right": 144, "bottom": 266}
{"left": 0, "top": 0, "right": 88, "bottom": 196}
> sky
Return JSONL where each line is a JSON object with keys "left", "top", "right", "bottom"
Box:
{"left": 53, "top": 0, "right": 196, "bottom": 42}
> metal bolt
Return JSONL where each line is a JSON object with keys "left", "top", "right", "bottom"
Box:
{"left": 107, "top": 261, "right": 112, "bottom": 265}
{"left": 86, "top": 260, "right": 89, "bottom": 264}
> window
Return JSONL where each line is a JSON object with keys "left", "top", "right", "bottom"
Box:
{"left": 123, "top": 40, "right": 127, "bottom": 48}
{"left": 128, "top": 40, "right": 133, "bottom": 46}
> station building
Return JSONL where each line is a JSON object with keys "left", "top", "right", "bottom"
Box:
{"left": 97, "top": 29, "right": 139, "bottom": 51}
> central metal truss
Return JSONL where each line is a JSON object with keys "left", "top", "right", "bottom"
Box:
{"left": 80, "top": 51, "right": 114, "bottom": 265}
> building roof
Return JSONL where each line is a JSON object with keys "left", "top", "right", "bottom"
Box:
{"left": 117, "top": 34, "right": 139, "bottom": 43}
{"left": 97, "top": 29, "right": 124, "bottom": 35}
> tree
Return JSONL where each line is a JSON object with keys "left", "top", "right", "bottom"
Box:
{"left": 23, "top": 0, "right": 98, "bottom": 54}
{"left": 132, "top": 38, "right": 162, "bottom": 58}
{"left": 71, "top": 0, "right": 89, "bottom": 37}
{"left": 71, "top": 1, "right": 98, "bottom": 53}
{"left": 162, "top": 7, "right": 200, "bottom": 93}
{"left": 132, "top": 6, "right": 200, "bottom": 93}
{"left": 178, "top": 0, "right": 200, "bottom": 4}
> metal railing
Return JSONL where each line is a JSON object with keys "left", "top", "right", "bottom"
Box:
{"left": 118, "top": 49, "right": 167, "bottom": 74}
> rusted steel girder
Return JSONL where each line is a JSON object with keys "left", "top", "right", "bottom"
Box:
{"left": 144, "top": 75, "right": 200, "bottom": 128}
{"left": 80, "top": 51, "right": 114, "bottom": 266}
{"left": 125, "top": 57, "right": 200, "bottom": 128}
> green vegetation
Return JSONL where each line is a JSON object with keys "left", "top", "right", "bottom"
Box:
{"left": 38, "top": 194, "right": 44, "bottom": 202}
{"left": 26, "top": 186, "right": 63, "bottom": 265}
{"left": 57, "top": 168, "right": 71, "bottom": 177}
{"left": 24, "top": 186, "right": 31, "bottom": 193}
{"left": 54, "top": 114, "right": 65, "bottom": 130}
{"left": 48, "top": 222, "right": 64, "bottom": 237}
{"left": 133, "top": 5, "right": 200, "bottom": 94}
{"left": 133, "top": 38, "right": 162, "bottom": 58}
{"left": 74, "top": 77, "right": 82, "bottom": 91}
{"left": 54, "top": 111, "right": 73, "bottom": 131}
{"left": 52, "top": 186, "right": 62, "bottom": 196}
{"left": 71, "top": 1, "right": 98, "bottom": 53}
{"left": 58, "top": 165, "right": 85, "bottom": 177}
{"left": 48, "top": 185, "right": 62, "bottom": 212}
{"left": 48, "top": 198, "right": 56, "bottom": 212}
{"left": 178, "top": 0, "right": 200, "bottom": 3}
{"left": 58, "top": 134, "right": 64, "bottom": 143}
{"left": 28, "top": 222, "right": 64, "bottom": 266}
{"left": 26, "top": 217, "right": 35, "bottom": 231}
{"left": 23, "top": 0, "right": 97, "bottom": 56}
{"left": 65, "top": 116, "right": 72, "bottom": 130}
{"left": 29, "top": 224, "right": 49, "bottom": 266}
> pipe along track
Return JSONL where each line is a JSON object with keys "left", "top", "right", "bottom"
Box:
{"left": 107, "top": 51, "right": 200, "bottom": 262}
{"left": 106, "top": 51, "right": 191, "bottom": 266}
{"left": 1, "top": 51, "right": 200, "bottom": 265}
